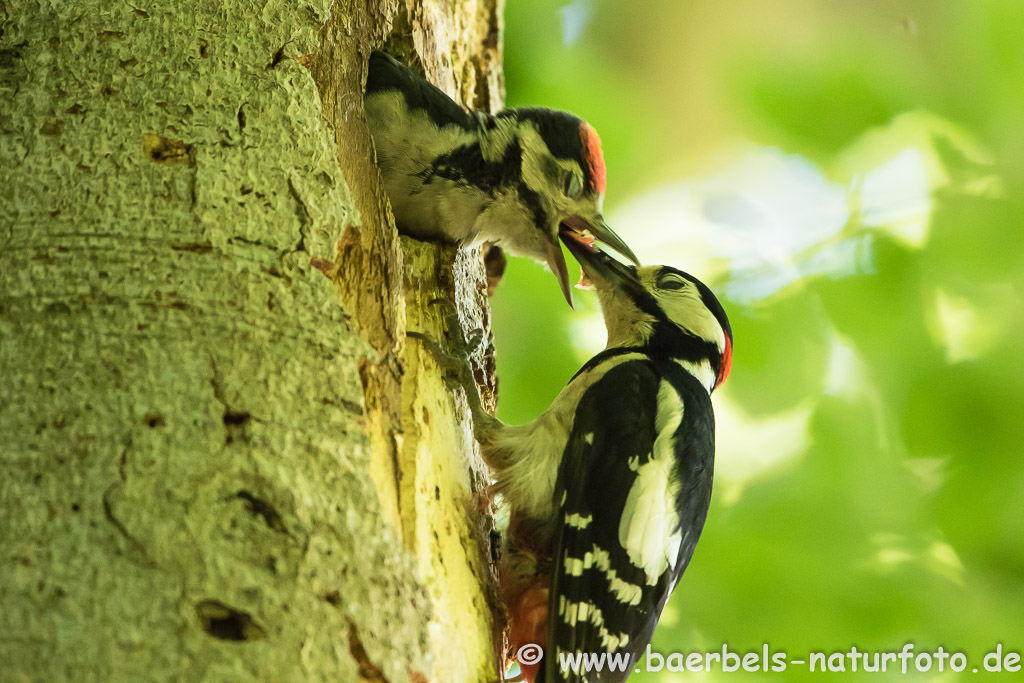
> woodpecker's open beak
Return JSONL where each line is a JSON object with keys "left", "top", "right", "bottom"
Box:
{"left": 543, "top": 236, "right": 575, "bottom": 308}
{"left": 561, "top": 230, "right": 643, "bottom": 295}
{"left": 550, "top": 216, "right": 639, "bottom": 307}
{"left": 559, "top": 215, "right": 639, "bottom": 267}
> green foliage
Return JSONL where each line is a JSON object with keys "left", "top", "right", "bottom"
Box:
{"left": 739, "top": 50, "right": 923, "bottom": 162}
{"left": 498, "top": 0, "right": 1024, "bottom": 679}
{"left": 725, "top": 289, "right": 830, "bottom": 415}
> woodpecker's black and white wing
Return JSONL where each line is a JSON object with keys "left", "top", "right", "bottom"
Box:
{"left": 366, "top": 51, "right": 474, "bottom": 131}
{"left": 541, "top": 360, "right": 715, "bottom": 683}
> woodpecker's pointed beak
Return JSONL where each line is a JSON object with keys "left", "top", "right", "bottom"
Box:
{"left": 559, "top": 215, "right": 639, "bottom": 267}
{"left": 543, "top": 236, "right": 575, "bottom": 308}
{"left": 561, "top": 230, "right": 642, "bottom": 294}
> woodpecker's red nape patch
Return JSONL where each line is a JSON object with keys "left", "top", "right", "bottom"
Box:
{"left": 580, "top": 122, "right": 606, "bottom": 195}
{"left": 716, "top": 335, "right": 733, "bottom": 388}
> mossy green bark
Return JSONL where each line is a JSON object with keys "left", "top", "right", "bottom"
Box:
{"left": 1, "top": 0, "right": 502, "bottom": 680}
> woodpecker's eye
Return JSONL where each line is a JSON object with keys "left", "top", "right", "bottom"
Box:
{"left": 657, "top": 274, "right": 687, "bottom": 291}
{"left": 564, "top": 173, "right": 582, "bottom": 199}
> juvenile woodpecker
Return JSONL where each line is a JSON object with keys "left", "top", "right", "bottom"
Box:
{"left": 364, "top": 51, "right": 638, "bottom": 306}
{"left": 414, "top": 240, "right": 732, "bottom": 683}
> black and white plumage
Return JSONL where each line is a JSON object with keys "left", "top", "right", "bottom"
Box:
{"left": 418, "top": 238, "right": 732, "bottom": 682}
{"left": 542, "top": 358, "right": 715, "bottom": 682}
{"left": 364, "top": 51, "right": 638, "bottom": 306}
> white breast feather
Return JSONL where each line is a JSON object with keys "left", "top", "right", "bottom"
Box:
{"left": 618, "top": 381, "right": 684, "bottom": 585}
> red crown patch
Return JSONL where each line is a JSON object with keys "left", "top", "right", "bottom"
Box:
{"left": 580, "top": 122, "right": 606, "bottom": 195}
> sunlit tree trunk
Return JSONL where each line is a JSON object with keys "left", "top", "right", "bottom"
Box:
{"left": 0, "top": 1, "right": 504, "bottom": 680}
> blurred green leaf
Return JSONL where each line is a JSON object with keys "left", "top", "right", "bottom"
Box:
{"left": 737, "top": 51, "right": 923, "bottom": 161}
{"left": 497, "top": 1, "right": 1024, "bottom": 678}
{"left": 725, "top": 289, "right": 829, "bottom": 416}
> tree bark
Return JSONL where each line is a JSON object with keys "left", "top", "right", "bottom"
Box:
{"left": 0, "top": 1, "right": 503, "bottom": 681}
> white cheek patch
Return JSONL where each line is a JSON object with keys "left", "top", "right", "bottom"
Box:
{"left": 657, "top": 287, "right": 726, "bottom": 352}
{"left": 618, "top": 381, "right": 684, "bottom": 585}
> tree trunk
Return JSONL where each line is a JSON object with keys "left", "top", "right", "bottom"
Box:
{"left": 0, "top": 1, "right": 503, "bottom": 681}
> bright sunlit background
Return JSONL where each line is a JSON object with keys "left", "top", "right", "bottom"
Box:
{"left": 495, "top": 1, "right": 1024, "bottom": 679}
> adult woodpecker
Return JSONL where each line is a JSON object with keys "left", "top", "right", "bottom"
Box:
{"left": 364, "top": 50, "right": 638, "bottom": 306}
{"left": 413, "top": 239, "right": 732, "bottom": 682}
